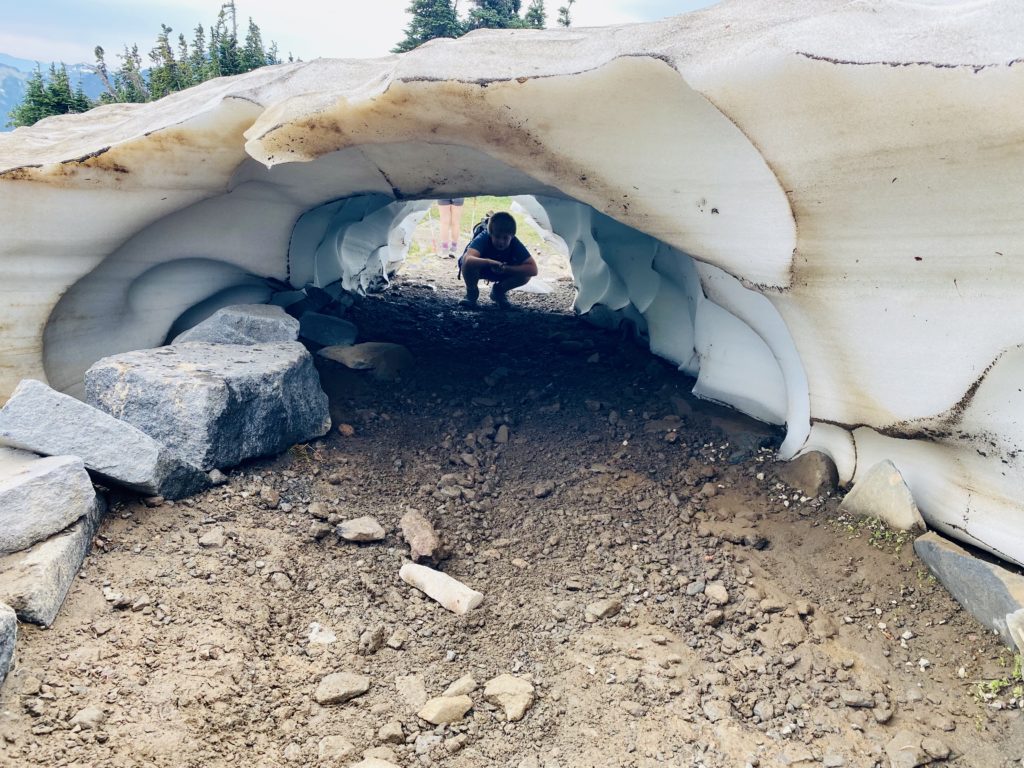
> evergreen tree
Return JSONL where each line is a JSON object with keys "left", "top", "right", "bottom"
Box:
{"left": 189, "top": 25, "right": 210, "bottom": 84}
{"left": 7, "top": 68, "right": 48, "bottom": 127}
{"left": 468, "top": 0, "right": 526, "bottom": 29}
{"left": 113, "top": 44, "right": 150, "bottom": 102}
{"left": 557, "top": 0, "right": 574, "bottom": 27}
{"left": 240, "top": 18, "right": 267, "bottom": 71}
{"left": 393, "top": 0, "right": 464, "bottom": 53}
{"left": 524, "top": 0, "right": 546, "bottom": 28}
{"left": 176, "top": 33, "right": 194, "bottom": 87}
{"left": 210, "top": 3, "right": 241, "bottom": 77}
{"left": 148, "top": 24, "right": 180, "bottom": 99}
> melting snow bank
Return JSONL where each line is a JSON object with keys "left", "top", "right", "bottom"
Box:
{"left": 1, "top": 0, "right": 1022, "bottom": 565}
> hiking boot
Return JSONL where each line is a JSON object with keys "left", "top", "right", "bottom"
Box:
{"left": 490, "top": 287, "right": 514, "bottom": 310}
{"left": 459, "top": 287, "right": 479, "bottom": 309}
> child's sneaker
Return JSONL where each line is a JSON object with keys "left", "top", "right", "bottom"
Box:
{"left": 490, "top": 286, "right": 514, "bottom": 310}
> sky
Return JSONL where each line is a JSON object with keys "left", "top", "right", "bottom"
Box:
{"left": 0, "top": 0, "right": 718, "bottom": 66}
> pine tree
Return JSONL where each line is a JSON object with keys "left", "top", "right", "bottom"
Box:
{"left": 148, "top": 24, "right": 180, "bottom": 100}
{"left": 211, "top": 3, "right": 241, "bottom": 77}
{"left": 114, "top": 44, "right": 149, "bottom": 102}
{"left": 524, "top": 0, "right": 546, "bottom": 28}
{"left": 190, "top": 25, "right": 210, "bottom": 84}
{"left": 393, "top": 0, "right": 464, "bottom": 52}
{"left": 7, "top": 68, "right": 48, "bottom": 127}
{"left": 468, "top": 0, "right": 526, "bottom": 29}
{"left": 557, "top": 0, "right": 574, "bottom": 27}
{"left": 240, "top": 18, "right": 267, "bottom": 71}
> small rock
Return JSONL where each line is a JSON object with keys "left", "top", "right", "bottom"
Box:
{"left": 198, "top": 527, "right": 226, "bottom": 548}
{"left": 269, "top": 572, "right": 292, "bottom": 591}
{"left": 386, "top": 628, "right": 409, "bottom": 650}
{"left": 418, "top": 695, "right": 473, "bottom": 724}
{"left": 884, "top": 730, "right": 930, "bottom": 768}
{"left": 318, "top": 736, "right": 356, "bottom": 760}
{"left": 260, "top": 487, "right": 281, "bottom": 508}
{"left": 208, "top": 468, "right": 228, "bottom": 485}
{"left": 442, "top": 675, "right": 478, "bottom": 697}
{"left": 337, "top": 423, "right": 356, "bottom": 437}
{"left": 704, "top": 582, "right": 730, "bottom": 605}
{"left": 840, "top": 690, "right": 875, "bottom": 708}
{"left": 704, "top": 609, "right": 725, "bottom": 627}
{"left": 921, "top": 738, "right": 951, "bottom": 760}
{"left": 400, "top": 509, "right": 441, "bottom": 562}
{"left": 533, "top": 481, "right": 554, "bottom": 499}
{"left": 496, "top": 425, "right": 510, "bottom": 443}
{"left": 338, "top": 516, "right": 385, "bottom": 542}
{"left": 378, "top": 721, "right": 404, "bottom": 744}
{"left": 584, "top": 598, "right": 622, "bottom": 623}
{"left": 313, "top": 672, "right": 370, "bottom": 705}
{"left": 483, "top": 674, "right": 535, "bottom": 722}
{"left": 69, "top": 706, "right": 106, "bottom": 730}
{"left": 143, "top": 495, "right": 164, "bottom": 508}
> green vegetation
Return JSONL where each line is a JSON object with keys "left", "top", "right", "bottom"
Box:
{"left": 973, "top": 653, "right": 1024, "bottom": 704}
{"left": 394, "top": 0, "right": 567, "bottom": 53}
{"left": 831, "top": 513, "right": 914, "bottom": 554}
{"left": 8, "top": 1, "right": 285, "bottom": 128}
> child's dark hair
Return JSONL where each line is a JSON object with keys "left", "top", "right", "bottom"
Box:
{"left": 487, "top": 211, "right": 516, "bottom": 235}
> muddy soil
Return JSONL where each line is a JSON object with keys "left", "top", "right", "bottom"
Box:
{"left": 1, "top": 252, "right": 1022, "bottom": 768}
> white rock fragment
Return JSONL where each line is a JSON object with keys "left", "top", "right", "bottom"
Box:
{"left": 317, "top": 736, "right": 356, "bottom": 761}
{"left": 483, "top": 674, "right": 535, "bottom": 722}
{"left": 172, "top": 304, "right": 299, "bottom": 345}
{"left": 400, "top": 509, "right": 441, "bottom": 562}
{"left": 338, "top": 516, "right": 385, "bottom": 542}
{"left": 318, "top": 342, "right": 413, "bottom": 381}
{"left": 399, "top": 563, "right": 482, "bottom": 615}
{"left": 442, "top": 675, "right": 478, "bottom": 697}
{"left": 584, "top": 597, "right": 622, "bottom": 623}
{"left": 418, "top": 695, "right": 473, "bottom": 724}
{"left": 314, "top": 672, "right": 370, "bottom": 705}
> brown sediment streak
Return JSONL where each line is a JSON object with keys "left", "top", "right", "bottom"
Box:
{"left": 795, "top": 51, "right": 1024, "bottom": 73}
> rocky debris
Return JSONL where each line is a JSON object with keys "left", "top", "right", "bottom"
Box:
{"left": 313, "top": 672, "right": 370, "bottom": 705}
{"left": 483, "top": 674, "right": 535, "bottom": 722}
{"left": 0, "top": 496, "right": 105, "bottom": 625}
{"left": 584, "top": 597, "right": 622, "bottom": 622}
{"left": 299, "top": 312, "right": 358, "bottom": 347}
{"left": 318, "top": 342, "right": 413, "bottom": 381}
{"left": 317, "top": 735, "right": 356, "bottom": 760}
{"left": 338, "top": 516, "right": 386, "bottom": 542}
{"left": 915, "top": 531, "right": 1024, "bottom": 653}
{"left": 533, "top": 480, "right": 554, "bottom": 498}
{"left": 442, "top": 675, "right": 478, "bottom": 697}
{"left": 705, "top": 582, "right": 731, "bottom": 605}
{"left": 85, "top": 342, "right": 331, "bottom": 470}
{"left": 418, "top": 695, "right": 473, "bottom": 724}
{"left": 777, "top": 450, "right": 839, "bottom": 496}
{"left": 400, "top": 509, "right": 440, "bottom": 562}
{"left": 350, "top": 759, "right": 400, "bottom": 768}
{"left": 698, "top": 520, "right": 769, "bottom": 549}
{"left": 884, "top": 730, "right": 950, "bottom": 767}
{"left": 0, "top": 379, "right": 209, "bottom": 500}
{"left": 69, "top": 706, "right": 106, "bottom": 730}
{"left": 839, "top": 460, "right": 925, "bottom": 532}
{"left": 399, "top": 562, "right": 482, "bottom": 615}
{"left": 0, "top": 602, "right": 14, "bottom": 689}
{"left": 0, "top": 448, "right": 96, "bottom": 555}
{"left": 172, "top": 304, "right": 299, "bottom": 345}
{"left": 198, "top": 527, "right": 227, "bottom": 548}
{"left": 378, "top": 721, "right": 404, "bottom": 744}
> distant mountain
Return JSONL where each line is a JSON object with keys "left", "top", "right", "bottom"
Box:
{"left": 0, "top": 53, "right": 107, "bottom": 132}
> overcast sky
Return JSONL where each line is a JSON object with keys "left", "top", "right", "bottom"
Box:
{"left": 1, "top": 0, "right": 718, "bottom": 65}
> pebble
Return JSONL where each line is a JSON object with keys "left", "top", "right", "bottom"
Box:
{"left": 704, "top": 582, "right": 730, "bottom": 605}
{"left": 418, "top": 695, "right": 473, "bottom": 724}
{"left": 338, "top": 516, "right": 386, "bottom": 542}
{"left": 69, "top": 706, "right": 106, "bottom": 730}
{"left": 442, "top": 675, "right": 478, "bottom": 697}
{"left": 260, "top": 487, "right": 280, "bottom": 508}
{"left": 533, "top": 481, "right": 555, "bottom": 498}
{"left": 584, "top": 598, "right": 622, "bottom": 623}
{"left": 198, "top": 527, "right": 226, "bottom": 548}
{"left": 840, "top": 690, "right": 875, "bottom": 708}
{"left": 378, "top": 721, "right": 404, "bottom": 744}
{"left": 313, "top": 672, "right": 370, "bottom": 705}
{"left": 484, "top": 674, "right": 535, "bottom": 721}
{"left": 318, "top": 736, "right": 356, "bottom": 760}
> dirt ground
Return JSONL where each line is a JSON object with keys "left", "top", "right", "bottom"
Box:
{"left": 1, "top": 241, "right": 1022, "bottom": 768}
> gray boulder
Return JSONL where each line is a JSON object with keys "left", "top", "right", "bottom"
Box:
{"left": 172, "top": 304, "right": 299, "bottom": 345}
{"left": 299, "top": 313, "right": 358, "bottom": 347}
{"left": 84, "top": 342, "right": 331, "bottom": 470}
{"left": 0, "top": 494, "right": 105, "bottom": 626}
{"left": 0, "top": 447, "right": 96, "bottom": 555}
{"left": 915, "top": 532, "right": 1024, "bottom": 653}
{"left": 0, "top": 602, "right": 14, "bottom": 689}
{"left": 0, "top": 379, "right": 207, "bottom": 499}
{"left": 839, "top": 460, "right": 925, "bottom": 531}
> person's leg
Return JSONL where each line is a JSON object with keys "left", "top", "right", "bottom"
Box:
{"left": 447, "top": 203, "right": 463, "bottom": 255}
{"left": 438, "top": 203, "right": 453, "bottom": 254}
{"left": 490, "top": 272, "right": 530, "bottom": 308}
{"left": 460, "top": 260, "right": 484, "bottom": 307}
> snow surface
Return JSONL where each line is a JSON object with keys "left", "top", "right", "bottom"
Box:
{"left": 1, "top": 0, "right": 1022, "bottom": 564}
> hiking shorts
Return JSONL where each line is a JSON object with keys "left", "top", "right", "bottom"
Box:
{"left": 438, "top": 198, "right": 465, "bottom": 206}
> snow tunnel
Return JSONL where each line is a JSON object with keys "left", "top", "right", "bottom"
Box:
{"left": 4, "top": 2, "right": 1024, "bottom": 571}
